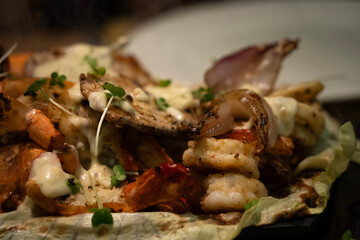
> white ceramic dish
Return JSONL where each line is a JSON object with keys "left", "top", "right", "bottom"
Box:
{"left": 127, "top": 0, "right": 360, "bottom": 102}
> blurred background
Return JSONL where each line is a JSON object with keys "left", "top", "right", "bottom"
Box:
{"left": 1, "top": 0, "right": 359, "bottom": 135}
{"left": 0, "top": 1, "right": 359, "bottom": 239}
{"left": 0, "top": 0, "right": 208, "bottom": 51}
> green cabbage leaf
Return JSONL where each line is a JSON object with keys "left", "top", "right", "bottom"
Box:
{"left": 0, "top": 123, "right": 356, "bottom": 239}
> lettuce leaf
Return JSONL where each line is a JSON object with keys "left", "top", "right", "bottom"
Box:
{"left": 0, "top": 123, "right": 356, "bottom": 239}
{"left": 312, "top": 122, "right": 356, "bottom": 213}
{"left": 240, "top": 122, "right": 356, "bottom": 227}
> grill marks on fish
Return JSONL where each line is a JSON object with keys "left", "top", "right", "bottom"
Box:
{"left": 80, "top": 74, "right": 195, "bottom": 138}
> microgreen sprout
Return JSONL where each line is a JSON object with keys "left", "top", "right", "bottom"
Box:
{"left": 89, "top": 207, "right": 113, "bottom": 227}
{"left": 0, "top": 42, "right": 18, "bottom": 65}
{"left": 90, "top": 82, "right": 129, "bottom": 227}
{"left": 192, "top": 87, "right": 214, "bottom": 102}
{"left": 50, "top": 72, "right": 66, "bottom": 88}
{"left": 342, "top": 230, "right": 354, "bottom": 240}
{"left": 65, "top": 174, "right": 84, "bottom": 194}
{"left": 111, "top": 164, "right": 127, "bottom": 187}
{"left": 24, "top": 75, "right": 75, "bottom": 116}
{"left": 94, "top": 83, "right": 126, "bottom": 157}
{"left": 84, "top": 55, "right": 106, "bottom": 77}
{"left": 70, "top": 106, "right": 78, "bottom": 115}
{"left": 244, "top": 199, "right": 258, "bottom": 210}
{"left": 89, "top": 195, "right": 113, "bottom": 227}
{"left": 24, "top": 78, "right": 47, "bottom": 97}
{"left": 155, "top": 97, "right": 169, "bottom": 111}
{"left": 0, "top": 43, "right": 18, "bottom": 78}
{"left": 102, "top": 83, "right": 126, "bottom": 99}
{"left": 158, "top": 79, "right": 171, "bottom": 87}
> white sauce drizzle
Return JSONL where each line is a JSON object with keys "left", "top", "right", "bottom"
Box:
{"left": 32, "top": 43, "right": 118, "bottom": 103}
{"left": 33, "top": 43, "right": 118, "bottom": 82}
{"left": 264, "top": 97, "right": 298, "bottom": 136}
{"left": 68, "top": 115, "right": 96, "bottom": 154}
{"left": 87, "top": 163, "right": 113, "bottom": 189}
{"left": 131, "top": 87, "right": 149, "bottom": 102}
{"left": 145, "top": 84, "right": 197, "bottom": 111}
{"left": 240, "top": 83, "right": 264, "bottom": 95}
{"left": 29, "top": 152, "right": 72, "bottom": 198}
{"left": 114, "top": 100, "right": 135, "bottom": 114}
{"left": 68, "top": 116, "right": 114, "bottom": 190}
{"left": 67, "top": 83, "right": 84, "bottom": 103}
{"left": 166, "top": 107, "right": 184, "bottom": 121}
{"left": 88, "top": 91, "right": 108, "bottom": 111}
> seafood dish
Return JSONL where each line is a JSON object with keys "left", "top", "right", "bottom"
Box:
{"left": 0, "top": 38, "right": 357, "bottom": 239}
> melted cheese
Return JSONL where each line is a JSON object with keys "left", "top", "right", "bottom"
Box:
{"left": 264, "top": 97, "right": 298, "bottom": 136}
{"left": 68, "top": 115, "right": 89, "bottom": 129}
{"left": 68, "top": 115, "right": 93, "bottom": 153}
{"left": 145, "top": 84, "right": 197, "bottom": 111}
{"left": 68, "top": 115, "right": 115, "bottom": 190}
{"left": 29, "top": 152, "right": 72, "bottom": 198}
{"left": 78, "top": 163, "right": 113, "bottom": 189}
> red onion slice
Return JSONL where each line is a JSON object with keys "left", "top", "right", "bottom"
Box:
{"left": 189, "top": 100, "right": 235, "bottom": 138}
{"left": 189, "top": 89, "right": 278, "bottom": 149}
{"left": 205, "top": 39, "right": 298, "bottom": 95}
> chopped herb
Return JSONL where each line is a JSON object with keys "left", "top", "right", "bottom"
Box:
{"left": 94, "top": 83, "right": 126, "bottom": 157}
{"left": 24, "top": 77, "right": 75, "bottom": 116}
{"left": 84, "top": 55, "right": 106, "bottom": 77}
{"left": 70, "top": 106, "right": 78, "bottom": 115}
{"left": 102, "top": 83, "right": 126, "bottom": 99}
{"left": 342, "top": 230, "right": 354, "bottom": 240}
{"left": 84, "top": 55, "right": 98, "bottom": 70}
{"left": 89, "top": 207, "right": 113, "bottom": 227}
{"left": 65, "top": 174, "right": 83, "bottom": 194}
{"left": 191, "top": 87, "right": 214, "bottom": 102}
{"left": 49, "top": 72, "right": 66, "bottom": 88}
{"left": 158, "top": 79, "right": 171, "bottom": 87}
{"left": 96, "top": 67, "right": 106, "bottom": 76}
{"left": 24, "top": 79, "right": 47, "bottom": 97}
{"left": 201, "top": 88, "right": 214, "bottom": 102}
{"left": 191, "top": 87, "right": 204, "bottom": 99}
{"left": 111, "top": 164, "right": 127, "bottom": 187}
{"left": 155, "top": 97, "right": 169, "bottom": 111}
{"left": 244, "top": 199, "right": 258, "bottom": 210}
